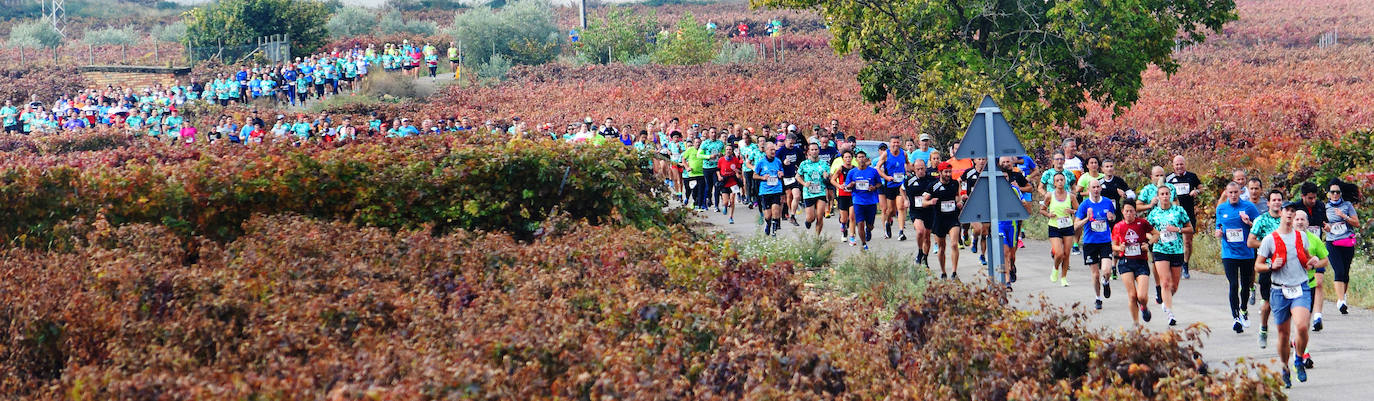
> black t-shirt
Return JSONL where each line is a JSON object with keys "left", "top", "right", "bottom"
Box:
{"left": 929, "top": 179, "right": 962, "bottom": 216}
{"left": 905, "top": 174, "right": 939, "bottom": 209}
{"left": 961, "top": 168, "right": 981, "bottom": 193}
{"left": 818, "top": 146, "right": 837, "bottom": 165}
{"left": 1006, "top": 170, "right": 1030, "bottom": 190}
{"left": 776, "top": 145, "right": 802, "bottom": 177}
{"left": 1166, "top": 171, "right": 1202, "bottom": 211}
{"left": 1101, "top": 175, "right": 1129, "bottom": 204}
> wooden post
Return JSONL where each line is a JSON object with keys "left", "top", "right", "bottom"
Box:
{"left": 607, "top": 45, "right": 612, "bottom": 63}
{"left": 122, "top": 44, "right": 127, "bottom": 63}
{"left": 88, "top": 44, "right": 94, "bottom": 64}
{"left": 153, "top": 43, "right": 158, "bottom": 60}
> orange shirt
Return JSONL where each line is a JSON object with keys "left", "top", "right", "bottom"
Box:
{"left": 948, "top": 158, "right": 974, "bottom": 179}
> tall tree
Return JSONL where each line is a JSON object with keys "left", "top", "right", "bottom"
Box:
{"left": 753, "top": 0, "right": 1237, "bottom": 141}
{"left": 183, "top": 0, "right": 331, "bottom": 57}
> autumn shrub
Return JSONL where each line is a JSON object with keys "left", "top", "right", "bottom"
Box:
{"left": 0, "top": 215, "right": 1281, "bottom": 398}
{"left": 360, "top": 70, "right": 421, "bottom": 99}
{"left": 0, "top": 134, "right": 665, "bottom": 246}
{"left": 736, "top": 232, "right": 833, "bottom": 269}
{"left": 0, "top": 67, "right": 89, "bottom": 106}
{"left": 823, "top": 250, "right": 925, "bottom": 313}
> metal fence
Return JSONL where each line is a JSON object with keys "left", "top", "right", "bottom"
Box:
{"left": 0, "top": 35, "right": 291, "bottom": 68}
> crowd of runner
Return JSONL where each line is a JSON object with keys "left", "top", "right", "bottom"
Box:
{"left": 636, "top": 120, "right": 1359, "bottom": 390}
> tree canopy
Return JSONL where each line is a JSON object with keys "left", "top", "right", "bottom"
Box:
{"left": 753, "top": 0, "right": 1237, "bottom": 141}
{"left": 183, "top": 0, "right": 330, "bottom": 56}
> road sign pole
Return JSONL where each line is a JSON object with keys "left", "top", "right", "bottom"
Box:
{"left": 980, "top": 105, "right": 1004, "bottom": 285}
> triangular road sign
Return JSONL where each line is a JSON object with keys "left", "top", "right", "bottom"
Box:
{"left": 959, "top": 175, "right": 1031, "bottom": 224}
{"left": 954, "top": 96, "right": 1027, "bottom": 160}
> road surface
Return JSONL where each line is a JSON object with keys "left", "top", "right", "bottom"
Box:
{"left": 690, "top": 204, "right": 1373, "bottom": 400}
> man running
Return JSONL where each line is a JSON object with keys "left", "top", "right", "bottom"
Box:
{"left": 878, "top": 135, "right": 909, "bottom": 240}
{"left": 1146, "top": 184, "right": 1192, "bottom": 326}
{"left": 962, "top": 158, "right": 990, "bottom": 265}
{"left": 845, "top": 151, "right": 882, "bottom": 250}
{"left": 797, "top": 143, "right": 830, "bottom": 235}
{"left": 1076, "top": 179, "right": 1117, "bottom": 310}
{"left": 1113, "top": 200, "right": 1155, "bottom": 324}
{"left": 906, "top": 159, "right": 938, "bottom": 266}
{"left": 1249, "top": 189, "right": 1285, "bottom": 348}
{"left": 1039, "top": 152, "right": 1076, "bottom": 199}
{"left": 1166, "top": 155, "right": 1203, "bottom": 278}
{"left": 777, "top": 135, "right": 803, "bottom": 226}
{"left": 831, "top": 150, "right": 856, "bottom": 244}
{"left": 926, "top": 162, "right": 962, "bottom": 279}
{"left": 1216, "top": 182, "right": 1260, "bottom": 332}
{"left": 717, "top": 144, "right": 743, "bottom": 224}
{"left": 1254, "top": 202, "right": 1316, "bottom": 388}
{"left": 754, "top": 143, "right": 785, "bottom": 236}
{"left": 998, "top": 156, "right": 1035, "bottom": 282}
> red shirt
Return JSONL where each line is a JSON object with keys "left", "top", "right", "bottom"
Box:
{"left": 718, "top": 156, "right": 742, "bottom": 178}
{"left": 1112, "top": 219, "right": 1154, "bottom": 260}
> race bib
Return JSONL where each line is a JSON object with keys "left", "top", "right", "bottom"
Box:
{"left": 766, "top": 176, "right": 779, "bottom": 186}
{"left": 1125, "top": 244, "right": 1142, "bottom": 257}
{"left": 820, "top": 155, "right": 832, "bottom": 163}
{"left": 1056, "top": 217, "right": 1072, "bottom": 227}
{"left": 941, "top": 201, "right": 956, "bottom": 213}
{"left": 1174, "top": 183, "right": 1191, "bottom": 195}
{"left": 1281, "top": 285, "right": 1302, "bottom": 300}
{"left": 893, "top": 173, "right": 905, "bottom": 182}
{"left": 807, "top": 183, "right": 822, "bottom": 193}
{"left": 913, "top": 198, "right": 925, "bottom": 208}
{"left": 1226, "top": 228, "right": 1244, "bottom": 243}
{"left": 784, "top": 178, "right": 797, "bottom": 186}
{"left": 1306, "top": 227, "right": 1320, "bottom": 235}
{"left": 688, "top": 181, "right": 697, "bottom": 189}
{"left": 1330, "top": 222, "right": 1349, "bottom": 236}
{"left": 1161, "top": 230, "right": 1179, "bottom": 243}
{"left": 1091, "top": 221, "right": 1108, "bottom": 232}
{"left": 855, "top": 180, "right": 870, "bottom": 191}
{"left": 786, "top": 155, "right": 797, "bottom": 164}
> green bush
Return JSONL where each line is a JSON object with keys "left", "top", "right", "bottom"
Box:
{"left": 378, "top": 10, "right": 437, "bottom": 36}
{"left": 736, "top": 233, "right": 834, "bottom": 269}
{"left": 7, "top": 18, "right": 64, "bottom": 49}
{"left": 150, "top": 21, "right": 188, "bottom": 43}
{"left": 81, "top": 26, "right": 139, "bottom": 46}
{"left": 326, "top": 6, "right": 376, "bottom": 38}
{"left": 578, "top": 7, "right": 657, "bottom": 64}
{"left": 183, "top": 0, "right": 330, "bottom": 55}
{"left": 476, "top": 53, "right": 512, "bottom": 81}
{"left": 712, "top": 40, "right": 757, "bottom": 64}
{"left": 448, "top": 0, "right": 558, "bottom": 65}
{"left": 360, "top": 71, "right": 421, "bottom": 99}
{"left": 652, "top": 12, "right": 718, "bottom": 65}
{"left": 826, "top": 251, "right": 926, "bottom": 313}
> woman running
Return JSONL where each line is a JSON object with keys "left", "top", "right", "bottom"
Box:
{"left": 1146, "top": 184, "right": 1193, "bottom": 326}
{"left": 1042, "top": 173, "right": 1077, "bottom": 286}
{"left": 798, "top": 143, "right": 830, "bottom": 235}
{"left": 1113, "top": 200, "right": 1154, "bottom": 324}
{"left": 1324, "top": 182, "right": 1360, "bottom": 318}
{"left": 717, "top": 144, "right": 742, "bottom": 224}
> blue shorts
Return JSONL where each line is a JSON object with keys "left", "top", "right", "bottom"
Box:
{"left": 996, "top": 221, "right": 1016, "bottom": 249}
{"left": 1270, "top": 286, "right": 1314, "bottom": 326}
{"left": 853, "top": 204, "right": 878, "bottom": 224}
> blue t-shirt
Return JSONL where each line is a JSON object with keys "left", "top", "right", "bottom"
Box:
{"left": 1216, "top": 200, "right": 1261, "bottom": 259}
{"left": 882, "top": 149, "right": 907, "bottom": 188}
{"left": 846, "top": 167, "right": 882, "bottom": 206}
{"left": 1075, "top": 196, "right": 1116, "bottom": 244}
{"left": 908, "top": 148, "right": 932, "bottom": 165}
{"left": 756, "top": 157, "right": 784, "bottom": 195}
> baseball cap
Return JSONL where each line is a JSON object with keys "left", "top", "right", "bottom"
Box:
{"left": 1282, "top": 201, "right": 1303, "bottom": 211}
{"left": 919, "top": 133, "right": 932, "bottom": 141}
{"left": 937, "top": 162, "right": 953, "bottom": 171}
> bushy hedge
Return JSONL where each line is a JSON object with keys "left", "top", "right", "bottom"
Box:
{"left": 0, "top": 134, "right": 664, "bottom": 246}
{"left": 0, "top": 215, "right": 1280, "bottom": 399}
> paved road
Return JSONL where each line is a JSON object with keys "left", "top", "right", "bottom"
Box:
{"left": 689, "top": 203, "right": 1372, "bottom": 400}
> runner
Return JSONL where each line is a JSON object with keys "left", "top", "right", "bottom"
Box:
{"left": 700, "top": 130, "right": 724, "bottom": 211}
{"left": 797, "top": 143, "right": 830, "bottom": 235}
{"left": 998, "top": 156, "right": 1035, "bottom": 283}
{"left": 1075, "top": 179, "right": 1117, "bottom": 310}
{"left": 1061, "top": 138, "right": 1084, "bottom": 177}
{"left": 906, "top": 158, "right": 938, "bottom": 266}
{"left": 716, "top": 144, "right": 742, "bottom": 224}
{"left": 878, "top": 136, "right": 909, "bottom": 240}
{"left": 1039, "top": 152, "right": 1076, "bottom": 199}
{"left": 1113, "top": 199, "right": 1155, "bottom": 324}
{"left": 844, "top": 151, "right": 882, "bottom": 250}
{"left": 754, "top": 143, "right": 784, "bottom": 236}
{"left": 1146, "top": 184, "right": 1193, "bottom": 326}
{"left": 1324, "top": 182, "right": 1360, "bottom": 320}
{"left": 1253, "top": 202, "right": 1315, "bottom": 388}
{"left": 1293, "top": 209, "right": 1328, "bottom": 369}
{"left": 681, "top": 137, "right": 707, "bottom": 209}
{"left": 1135, "top": 166, "right": 1175, "bottom": 215}
{"left": 1216, "top": 182, "right": 1260, "bottom": 332}
{"left": 1100, "top": 159, "right": 1131, "bottom": 213}
{"left": 962, "top": 158, "right": 990, "bottom": 265}
{"left": 927, "top": 162, "right": 963, "bottom": 279}
{"left": 777, "top": 135, "right": 803, "bottom": 226}
{"left": 831, "top": 150, "right": 856, "bottom": 245}
{"left": 1042, "top": 173, "right": 1077, "bottom": 287}
{"left": 1166, "top": 156, "right": 1203, "bottom": 279}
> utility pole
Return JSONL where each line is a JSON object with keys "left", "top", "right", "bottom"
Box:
{"left": 579, "top": 0, "right": 587, "bottom": 30}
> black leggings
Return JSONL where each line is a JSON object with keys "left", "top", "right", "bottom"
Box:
{"left": 702, "top": 168, "right": 719, "bottom": 207}
{"left": 1223, "top": 258, "right": 1255, "bottom": 318}
{"left": 688, "top": 176, "right": 706, "bottom": 207}
{"left": 1328, "top": 243, "right": 1356, "bottom": 283}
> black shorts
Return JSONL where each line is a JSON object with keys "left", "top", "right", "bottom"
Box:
{"left": 882, "top": 186, "right": 902, "bottom": 200}
{"left": 343, "top": 76, "right": 354, "bottom": 82}
{"left": 1258, "top": 272, "right": 1272, "bottom": 298}
{"left": 802, "top": 196, "right": 825, "bottom": 207}
{"left": 3, "top": 124, "right": 18, "bottom": 133}
{"left": 837, "top": 195, "right": 853, "bottom": 209}
{"left": 1117, "top": 259, "right": 1151, "bottom": 276}
{"left": 1152, "top": 252, "right": 1185, "bottom": 267}
{"left": 761, "top": 193, "right": 782, "bottom": 209}
{"left": 1048, "top": 226, "right": 1075, "bottom": 238}
{"left": 404, "top": 65, "right": 417, "bottom": 70}
{"left": 911, "top": 207, "right": 934, "bottom": 227}
{"left": 933, "top": 214, "right": 960, "bottom": 237}
{"left": 785, "top": 180, "right": 802, "bottom": 192}
{"left": 1082, "top": 242, "right": 1112, "bottom": 265}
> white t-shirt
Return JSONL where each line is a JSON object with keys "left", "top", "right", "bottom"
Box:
{"left": 1063, "top": 156, "right": 1084, "bottom": 174}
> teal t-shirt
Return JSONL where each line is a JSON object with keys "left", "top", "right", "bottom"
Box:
{"left": 798, "top": 159, "right": 829, "bottom": 199}
{"left": 1040, "top": 168, "right": 1076, "bottom": 193}
{"left": 1146, "top": 204, "right": 1191, "bottom": 254}
{"left": 1138, "top": 183, "right": 1177, "bottom": 206}
{"left": 700, "top": 140, "right": 723, "bottom": 169}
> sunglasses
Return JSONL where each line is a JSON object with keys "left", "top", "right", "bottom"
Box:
{"left": 1330, "top": 190, "right": 1342, "bottom": 194}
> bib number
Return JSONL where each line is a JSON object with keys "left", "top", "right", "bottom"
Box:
{"left": 820, "top": 155, "right": 832, "bottom": 163}
{"left": 893, "top": 173, "right": 905, "bottom": 182}
{"left": 766, "top": 176, "right": 779, "bottom": 186}
{"left": 1306, "top": 227, "right": 1320, "bottom": 235}
{"left": 1056, "top": 217, "right": 1072, "bottom": 227}
{"left": 1225, "top": 228, "right": 1244, "bottom": 243}
{"left": 784, "top": 178, "right": 797, "bottom": 186}
{"left": 1091, "top": 221, "right": 1108, "bottom": 232}
{"left": 1281, "top": 285, "right": 1302, "bottom": 300}
{"left": 1173, "top": 183, "right": 1191, "bottom": 195}
{"left": 913, "top": 198, "right": 925, "bottom": 208}
{"left": 786, "top": 155, "right": 797, "bottom": 164}
{"left": 1330, "top": 222, "right": 1349, "bottom": 236}
{"left": 807, "top": 183, "right": 822, "bottom": 193}
{"left": 1125, "top": 244, "right": 1142, "bottom": 257}
{"left": 1161, "top": 230, "right": 1179, "bottom": 243}
{"left": 855, "top": 180, "right": 870, "bottom": 191}
{"left": 941, "top": 201, "right": 956, "bottom": 213}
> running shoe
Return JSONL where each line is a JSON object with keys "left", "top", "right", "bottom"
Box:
{"left": 862, "top": 244, "right": 869, "bottom": 252}
{"left": 1259, "top": 329, "right": 1268, "bottom": 349}
{"left": 1295, "top": 356, "right": 1308, "bottom": 382}
{"left": 951, "top": 272, "right": 959, "bottom": 281}
{"left": 941, "top": 273, "right": 948, "bottom": 280}
{"left": 1094, "top": 299, "right": 1103, "bottom": 310}
{"left": 848, "top": 237, "right": 856, "bottom": 246}
{"left": 1339, "top": 300, "right": 1349, "bottom": 314}
{"left": 1232, "top": 318, "right": 1243, "bottom": 333}
{"left": 899, "top": 231, "right": 907, "bottom": 241}
{"left": 971, "top": 238, "right": 979, "bottom": 253}
{"left": 1249, "top": 286, "right": 1257, "bottom": 305}
{"left": 1303, "top": 353, "right": 1314, "bottom": 369}
{"left": 1282, "top": 368, "right": 1292, "bottom": 389}
{"left": 1168, "top": 313, "right": 1177, "bottom": 326}
{"left": 884, "top": 223, "right": 892, "bottom": 239}
{"left": 1009, "top": 266, "right": 1018, "bottom": 283}
{"left": 1156, "top": 286, "right": 1163, "bottom": 304}
{"left": 980, "top": 255, "right": 987, "bottom": 266}
{"left": 1051, "top": 269, "right": 1060, "bottom": 283}
{"left": 1102, "top": 281, "right": 1111, "bottom": 299}
{"left": 1313, "top": 314, "right": 1323, "bottom": 332}
{"left": 1141, "top": 307, "right": 1152, "bottom": 322}
{"left": 790, "top": 216, "right": 800, "bottom": 226}
{"left": 1182, "top": 262, "right": 1191, "bottom": 279}
{"left": 805, "top": 221, "right": 812, "bottom": 230}
{"left": 1071, "top": 244, "right": 1080, "bottom": 255}
{"left": 1060, "top": 277, "right": 1069, "bottom": 287}
{"left": 1240, "top": 311, "right": 1250, "bottom": 328}
{"left": 728, "top": 218, "right": 734, "bottom": 224}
